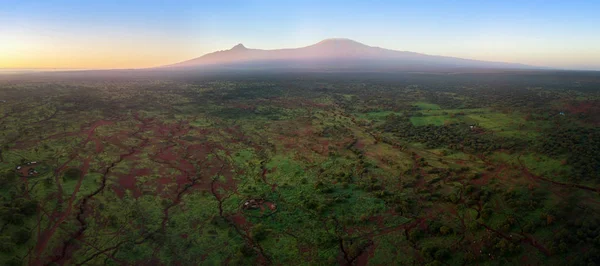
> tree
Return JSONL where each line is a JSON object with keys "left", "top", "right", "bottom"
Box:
{"left": 439, "top": 226, "right": 451, "bottom": 235}
{"left": 252, "top": 224, "right": 269, "bottom": 242}
{"left": 434, "top": 248, "right": 449, "bottom": 260}
{"left": 0, "top": 235, "right": 14, "bottom": 253}
{"left": 63, "top": 168, "right": 82, "bottom": 181}
{"left": 12, "top": 228, "right": 30, "bottom": 245}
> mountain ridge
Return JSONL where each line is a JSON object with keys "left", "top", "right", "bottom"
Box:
{"left": 164, "top": 38, "right": 534, "bottom": 70}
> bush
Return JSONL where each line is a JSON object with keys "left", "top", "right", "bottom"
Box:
{"left": 434, "top": 249, "right": 449, "bottom": 260}
{"left": 20, "top": 200, "right": 37, "bottom": 216}
{"left": 63, "top": 168, "right": 82, "bottom": 181}
{"left": 5, "top": 257, "right": 21, "bottom": 266}
{"left": 240, "top": 244, "right": 254, "bottom": 257}
{"left": 12, "top": 228, "right": 31, "bottom": 245}
{"left": 252, "top": 224, "right": 269, "bottom": 242}
{"left": 0, "top": 236, "right": 14, "bottom": 253}
{"left": 439, "top": 226, "right": 452, "bottom": 235}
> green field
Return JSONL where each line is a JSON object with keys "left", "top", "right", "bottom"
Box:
{"left": 408, "top": 106, "right": 547, "bottom": 140}
{"left": 410, "top": 115, "right": 454, "bottom": 126}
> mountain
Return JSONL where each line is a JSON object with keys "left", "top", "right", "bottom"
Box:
{"left": 164, "top": 38, "right": 533, "bottom": 71}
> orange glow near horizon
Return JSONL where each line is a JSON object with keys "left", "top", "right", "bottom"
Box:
{"left": 0, "top": 32, "right": 200, "bottom": 69}
{"left": 1, "top": 49, "right": 195, "bottom": 70}
{"left": 1, "top": 32, "right": 599, "bottom": 70}
{"left": 1, "top": 53, "right": 185, "bottom": 69}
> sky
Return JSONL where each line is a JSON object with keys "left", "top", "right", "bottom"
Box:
{"left": 1, "top": 0, "right": 599, "bottom": 70}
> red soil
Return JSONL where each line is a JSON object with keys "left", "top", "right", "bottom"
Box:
{"left": 564, "top": 101, "right": 596, "bottom": 114}
{"left": 472, "top": 165, "right": 507, "bottom": 186}
{"left": 256, "top": 201, "right": 278, "bottom": 215}
{"left": 178, "top": 159, "right": 196, "bottom": 175}
{"left": 230, "top": 213, "right": 250, "bottom": 229}
{"left": 564, "top": 100, "right": 600, "bottom": 124}
{"left": 105, "top": 135, "right": 130, "bottom": 150}
{"left": 175, "top": 174, "right": 190, "bottom": 186}
{"left": 355, "top": 241, "right": 377, "bottom": 266}
{"left": 114, "top": 168, "right": 150, "bottom": 199}
{"left": 297, "top": 244, "right": 316, "bottom": 262}
{"left": 111, "top": 185, "right": 125, "bottom": 198}
{"left": 33, "top": 157, "right": 91, "bottom": 265}
{"left": 93, "top": 139, "right": 103, "bottom": 153}
{"left": 156, "top": 147, "right": 178, "bottom": 162}
{"left": 354, "top": 140, "right": 366, "bottom": 149}
{"left": 16, "top": 164, "right": 39, "bottom": 177}
{"left": 152, "top": 176, "right": 175, "bottom": 197}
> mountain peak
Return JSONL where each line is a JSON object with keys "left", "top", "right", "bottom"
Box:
{"left": 231, "top": 43, "right": 247, "bottom": 50}
{"left": 316, "top": 38, "right": 363, "bottom": 45}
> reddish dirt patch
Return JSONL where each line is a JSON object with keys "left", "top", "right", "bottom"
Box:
{"left": 175, "top": 174, "right": 190, "bottom": 186}
{"left": 156, "top": 147, "right": 178, "bottom": 162}
{"left": 33, "top": 157, "right": 91, "bottom": 264}
{"left": 564, "top": 100, "right": 600, "bottom": 124}
{"left": 155, "top": 176, "right": 173, "bottom": 185}
{"left": 16, "top": 163, "right": 40, "bottom": 177}
{"left": 472, "top": 165, "right": 507, "bottom": 186}
{"left": 93, "top": 139, "right": 103, "bottom": 153}
{"left": 112, "top": 185, "right": 125, "bottom": 198}
{"left": 564, "top": 100, "right": 596, "bottom": 114}
{"left": 178, "top": 159, "right": 196, "bottom": 175}
{"left": 354, "top": 140, "right": 366, "bottom": 149}
{"left": 260, "top": 201, "right": 278, "bottom": 214}
{"left": 115, "top": 168, "right": 149, "bottom": 199}
{"left": 417, "top": 219, "right": 429, "bottom": 231}
{"left": 230, "top": 213, "right": 250, "bottom": 229}
{"left": 298, "top": 244, "right": 317, "bottom": 263}
{"left": 151, "top": 176, "right": 175, "bottom": 196}
{"left": 355, "top": 241, "right": 377, "bottom": 266}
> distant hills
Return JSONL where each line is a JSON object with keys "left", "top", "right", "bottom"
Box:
{"left": 164, "top": 38, "right": 534, "bottom": 71}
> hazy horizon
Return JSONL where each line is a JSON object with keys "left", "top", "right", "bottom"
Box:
{"left": 2, "top": 0, "right": 600, "bottom": 70}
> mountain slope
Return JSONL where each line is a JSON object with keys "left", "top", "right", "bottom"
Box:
{"left": 165, "top": 38, "right": 533, "bottom": 70}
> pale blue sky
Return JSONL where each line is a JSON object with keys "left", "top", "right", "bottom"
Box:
{"left": 1, "top": 0, "right": 599, "bottom": 69}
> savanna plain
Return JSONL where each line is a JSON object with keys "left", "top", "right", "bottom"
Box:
{"left": 0, "top": 72, "right": 599, "bottom": 265}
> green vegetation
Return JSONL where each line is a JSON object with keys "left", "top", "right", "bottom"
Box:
{"left": 410, "top": 115, "right": 453, "bottom": 126}
{"left": 414, "top": 102, "right": 441, "bottom": 110}
{"left": 0, "top": 73, "right": 599, "bottom": 265}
